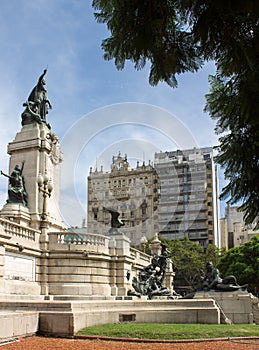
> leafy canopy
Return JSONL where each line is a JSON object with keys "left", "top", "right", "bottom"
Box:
{"left": 92, "top": 0, "right": 259, "bottom": 225}
{"left": 218, "top": 236, "right": 259, "bottom": 292}
{"left": 159, "top": 237, "right": 221, "bottom": 290}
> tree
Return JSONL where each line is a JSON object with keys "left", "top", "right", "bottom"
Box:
{"left": 159, "top": 237, "right": 221, "bottom": 291}
{"left": 218, "top": 236, "right": 259, "bottom": 293}
{"left": 92, "top": 0, "right": 259, "bottom": 226}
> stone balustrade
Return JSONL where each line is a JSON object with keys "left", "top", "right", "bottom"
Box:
{"left": 130, "top": 247, "right": 150, "bottom": 265}
{"left": 57, "top": 232, "right": 107, "bottom": 246}
{"left": 0, "top": 218, "right": 39, "bottom": 241}
{"left": 48, "top": 231, "right": 110, "bottom": 254}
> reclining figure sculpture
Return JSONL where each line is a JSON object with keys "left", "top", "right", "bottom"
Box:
{"left": 202, "top": 261, "right": 247, "bottom": 292}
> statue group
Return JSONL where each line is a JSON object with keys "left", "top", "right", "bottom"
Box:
{"left": 0, "top": 70, "right": 54, "bottom": 207}
{"left": 128, "top": 254, "right": 247, "bottom": 299}
{"left": 21, "top": 69, "right": 52, "bottom": 127}
{"left": 128, "top": 245, "right": 180, "bottom": 299}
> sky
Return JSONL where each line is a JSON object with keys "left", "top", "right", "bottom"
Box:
{"left": 0, "top": 0, "right": 227, "bottom": 227}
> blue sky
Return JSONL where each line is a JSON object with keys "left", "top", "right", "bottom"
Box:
{"left": 0, "top": 0, "right": 227, "bottom": 226}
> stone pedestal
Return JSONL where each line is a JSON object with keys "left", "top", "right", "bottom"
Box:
{"left": 3, "top": 123, "right": 66, "bottom": 232}
{"left": 0, "top": 203, "right": 30, "bottom": 226}
{"left": 195, "top": 290, "right": 254, "bottom": 324}
{"left": 109, "top": 233, "right": 132, "bottom": 296}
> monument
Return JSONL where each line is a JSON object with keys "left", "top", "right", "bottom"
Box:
{"left": 0, "top": 70, "right": 66, "bottom": 300}
{"left": 0, "top": 69, "right": 65, "bottom": 231}
{"left": 0, "top": 71, "right": 257, "bottom": 342}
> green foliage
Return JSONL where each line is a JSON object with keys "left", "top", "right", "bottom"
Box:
{"left": 205, "top": 72, "right": 259, "bottom": 226}
{"left": 92, "top": 0, "right": 259, "bottom": 225}
{"left": 159, "top": 237, "right": 221, "bottom": 289}
{"left": 205, "top": 243, "right": 222, "bottom": 267}
{"left": 218, "top": 236, "right": 259, "bottom": 292}
{"left": 169, "top": 238, "right": 204, "bottom": 288}
{"left": 92, "top": 0, "right": 202, "bottom": 87}
{"left": 77, "top": 323, "right": 259, "bottom": 339}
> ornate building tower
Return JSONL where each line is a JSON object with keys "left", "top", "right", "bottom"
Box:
{"left": 87, "top": 153, "right": 160, "bottom": 247}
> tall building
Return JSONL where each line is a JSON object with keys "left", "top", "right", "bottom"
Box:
{"left": 220, "top": 206, "right": 258, "bottom": 249}
{"left": 87, "top": 153, "right": 160, "bottom": 247}
{"left": 154, "top": 147, "right": 220, "bottom": 247}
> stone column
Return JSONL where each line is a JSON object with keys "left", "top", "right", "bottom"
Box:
{"left": 0, "top": 244, "right": 5, "bottom": 279}
{"left": 109, "top": 237, "right": 118, "bottom": 296}
{"left": 109, "top": 233, "right": 132, "bottom": 296}
{"left": 6, "top": 123, "right": 65, "bottom": 232}
{"left": 39, "top": 221, "right": 50, "bottom": 297}
{"left": 150, "top": 233, "right": 162, "bottom": 255}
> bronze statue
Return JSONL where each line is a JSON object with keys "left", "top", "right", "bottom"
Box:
{"left": 21, "top": 69, "right": 52, "bottom": 127}
{"left": 103, "top": 207, "right": 126, "bottom": 234}
{"left": 202, "top": 261, "right": 247, "bottom": 291}
{"left": 128, "top": 246, "right": 179, "bottom": 299}
{"left": 1, "top": 162, "right": 28, "bottom": 206}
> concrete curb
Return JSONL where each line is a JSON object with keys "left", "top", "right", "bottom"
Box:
{"left": 74, "top": 335, "right": 259, "bottom": 344}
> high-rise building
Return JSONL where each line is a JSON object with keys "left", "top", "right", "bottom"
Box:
{"left": 154, "top": 147, "right": 220, "bottom": 247}
{"left": 220, "top": 206, "right": 258, "bottom": 249}
{"left": 87, "top": 153, "right": 160, "bottom": 247}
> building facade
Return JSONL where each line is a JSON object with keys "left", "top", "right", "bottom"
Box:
{"left": 220, "top": 206, "right": 258, "bottom": 249}
{"left": 154, "top": 147, "right": 220, "bottom": 247}
{"left": 87, "top": 153, "right": 160, "bottom": 247}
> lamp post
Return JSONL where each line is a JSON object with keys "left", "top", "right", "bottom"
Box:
{"left": 37, "top": 172, "right": 53, "bottom": 297}
{"left": 37, "top": 173, "right": 53, "bottom": 227}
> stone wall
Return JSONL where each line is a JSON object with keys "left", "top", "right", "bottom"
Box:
{"left": 0, "top": 218, "right": 41, "bottom": 297}
{"left": 47, "top": 232, "right": 150, "bottom": 298}
{"left": 0, "top": 221, "right": 153, "bottom": 299}
{"left": 195, "top": 290, "right": 254, "bottom": 324}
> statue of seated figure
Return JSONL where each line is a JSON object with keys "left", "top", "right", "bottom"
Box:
{"left": 202, "top": 261, "right": 247, "bottom": 292}
{"left": 1, "top": 163, "right": 27, "bottom": 207}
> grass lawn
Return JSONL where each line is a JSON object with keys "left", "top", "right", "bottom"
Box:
{"left": 77, "top": 323, "right": 259, "bottom": 340}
